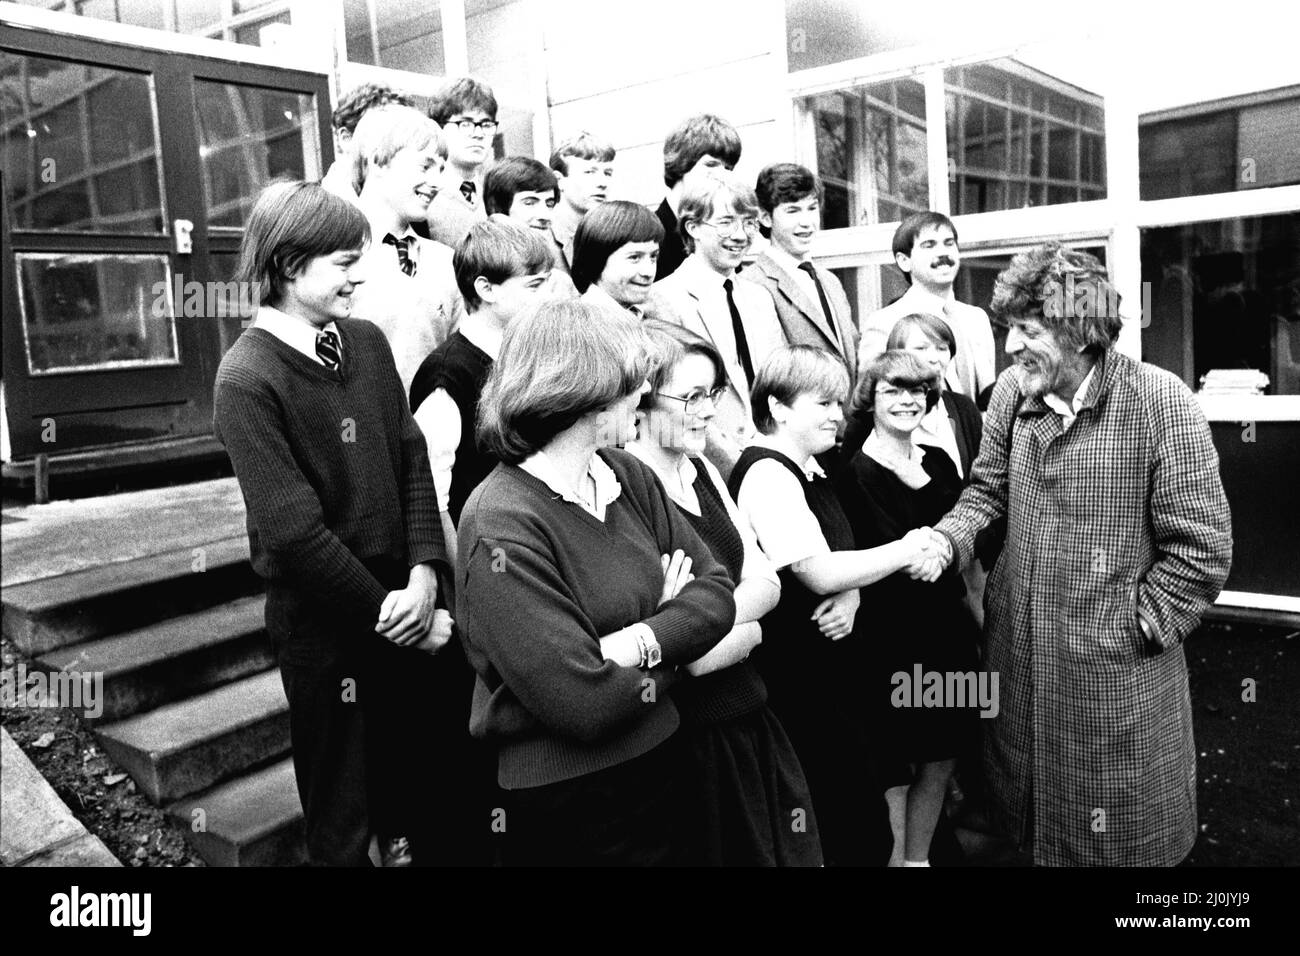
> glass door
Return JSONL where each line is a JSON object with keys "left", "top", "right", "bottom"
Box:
{"left": 1, "top": 23, "right": 330, "bottom": 461}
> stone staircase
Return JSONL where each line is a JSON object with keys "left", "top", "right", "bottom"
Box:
{"left": 2, "top": 536, "right": 306, "bottom": 866}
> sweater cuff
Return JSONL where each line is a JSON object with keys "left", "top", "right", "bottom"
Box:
{"left": 641, "top": 605, "right": 706, "bottom": 665}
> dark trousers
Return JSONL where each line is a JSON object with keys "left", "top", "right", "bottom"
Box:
{"left": 269, "top": 567, "right": 494, "bottom": 867}
{"left": 268, "top": 560, "right": 435, "bottom": 866}
{"left": 384, "top": 633, "right": 497, "bottom": 866}
{"left": 277, "top": 642, "right": 374, "bottom": 867}
{"left": 498, "top": 737, "right": 685, "bottom": 867}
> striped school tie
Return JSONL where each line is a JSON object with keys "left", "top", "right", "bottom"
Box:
{"left": 383, "top": 233, "right": 417, "bottom": 277}
{"left": 315, "top": 329, "right": 341, "bottom": 370}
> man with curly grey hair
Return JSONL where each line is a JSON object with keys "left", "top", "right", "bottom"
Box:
{"left": 919, "top": 242, "right": 1232, "bottom": 866}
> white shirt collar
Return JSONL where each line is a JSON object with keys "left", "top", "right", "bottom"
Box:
{"left": 253, "top": 305, "right": 340, "bottom": 365}
{"left": 624, "top": 444, "right": 698, "bottom": 512}
{"left": 682, "top": 253, "right": 733, "bottom": 292}
{"left": 1043, "top": 364, "right": 1097, "bottom": 425}
{"left": 520, "top": 449, "right": 622, "bottom": 519}
{"left": 764, "top": 242, "right": 809, "bottom": 279}
{"left": 898, "top": 283, "right": 954, "bottom": 313}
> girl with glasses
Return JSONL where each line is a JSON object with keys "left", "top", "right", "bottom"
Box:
{"left": 836, "top": 349, "right": 980, "bottom": 867}
{"left": 627, "top": 320, "right": 823, "bottom": 866}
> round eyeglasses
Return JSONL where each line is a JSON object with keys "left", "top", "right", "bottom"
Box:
{"left": 656, "top": 387, "right": 726, "bottom": 414}
{"left": 700, "top": 217, "right": 761, "bottom": 237}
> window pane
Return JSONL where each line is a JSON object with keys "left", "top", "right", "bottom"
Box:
{"left": 343, "top": 0, "right": 377, "bottom": 65}
{"left": 378, "top": 0, "right": 444, "bottom": 74}
{"left": 176, "top": 0, "right": 223, "bottom": 33}
{"left": 73, "top": 0, "right": 168, "bottom": 30}
{"left": 805, "top": 77, "right": 929, "bottom": 229}
{"left": 1139, "top": 94, "right": 1300, "bottom": 200}
{"left": 194, "top": 81, "right": 320, "bottom": 228}
{"left": 17, "top": 254, "right": 178, "bottom": 373}
{"left": 1142, "top": 213, "right": 1300, "bottom": 395}
{"left": 946, "top": 58, "right": 1107, "bottom": 214}
{"left": 0, "top": 54, "right": 164, "bottom": 233}
{"left": 232, "top": 10, "right": 291, "bottom": 46}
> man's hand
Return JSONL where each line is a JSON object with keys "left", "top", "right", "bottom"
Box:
{"left": 376, "top": 564, "right": 439, "bottom": 645}
{"left": 813, "top": 588, "right": 860, "bottom": 641}
{"left": 658, "top": 550, "right": 694, "bottom": 607}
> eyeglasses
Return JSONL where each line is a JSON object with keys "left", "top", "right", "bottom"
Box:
{"left": 699, "top": 217, "right": 761, "bottom": 237}
{"left": 656, "top": 387, "right": 726, "bottom": 414}
{"left": 447, "top": 117, "right": 499, "bottom": 134}
{"left": 876, "top": 385, "right": 930, "bottom": 403}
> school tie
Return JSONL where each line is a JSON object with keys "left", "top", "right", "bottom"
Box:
{"left": 798, "top": 261, "right": 841, "bottom": 349}
{"left": 383, "top": 233, "right": 417, "bottom": 277}
{"left": 315, "top": 329, "right": 341, "bottom": 370}
{"left": 459, "top": 180, "right": 477, "bottom": 204}
{"left": 722, "top": 278, "right": 755, "bottom": 385}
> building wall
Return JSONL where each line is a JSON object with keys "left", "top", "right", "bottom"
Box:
{"left": 535, "top": 0, "right": 788, "bottom": 205}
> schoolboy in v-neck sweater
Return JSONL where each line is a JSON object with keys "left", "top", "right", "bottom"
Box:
{"left": 214, "top": 317, "right": 446, "bottom": 621}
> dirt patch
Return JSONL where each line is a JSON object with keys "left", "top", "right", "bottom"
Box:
{"left": 1, "top": 637, "right": 205, "bottom": 868}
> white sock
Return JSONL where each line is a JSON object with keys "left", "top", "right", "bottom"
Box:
{"left": 902, "top": 859, "right": 930, "bottom": 867}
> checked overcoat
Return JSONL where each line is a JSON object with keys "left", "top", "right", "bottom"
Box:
{"left": 935, "top": 348, "right": 1232, "bottom": 866}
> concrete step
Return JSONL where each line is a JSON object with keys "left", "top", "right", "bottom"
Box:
{"left": 94, "top": 669, "right": 290, "bottom": 804}
{"left": 35, "top": 595, "right": 273, "bottom": 723}
{"left": 168, "top": 757, "right": 305, "bottom": 867}
{"left": 1, "top": 536, "right": 260, "bottom": 655}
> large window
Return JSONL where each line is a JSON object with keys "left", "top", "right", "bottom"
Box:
{"left": 804, "top": 77, "right": 928, "bottom": 228}
{"left": 796, "top": 44, "right": 1109, "bottom": 242}
{"left": 1139, "top": 88, "right": 1300, "bottom": 200}
{"left": 343, "top": 0, "right": 445, "bottom": 74}
{"left": 945, "top": 60, "right": 1106, "bottom": 214}
{"left": 1, "top": 54, "right": 165, "bottom": 233}
{"left": 1141, "top": 213, "right": 1300, "bottom": 395}
{"left": 194, "top": 80, "right": 319, "bottom": 229}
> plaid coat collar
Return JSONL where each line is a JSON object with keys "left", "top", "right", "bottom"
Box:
{"left": 1015, "top": 348, "right": 1116, "bottom": 421}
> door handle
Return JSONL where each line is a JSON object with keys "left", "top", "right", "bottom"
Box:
{"left": 174, "top": 219, "right": 194, "bottom": 254}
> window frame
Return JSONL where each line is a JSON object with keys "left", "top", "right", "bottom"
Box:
{"left": 788, "top": 35, "right": 1300, "bottom": 423}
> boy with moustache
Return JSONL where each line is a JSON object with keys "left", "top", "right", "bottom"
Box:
{"left": 349, "top": 105, "right": 464, "bottom": 393}
{"left": 213, "top": 181, "right": 452, "bottom": 866}
{"left": 652, "top": 173, "right": 786, "bottom": 476}
{"left": 858, "top": 212, "right": 996, "bottom": 408}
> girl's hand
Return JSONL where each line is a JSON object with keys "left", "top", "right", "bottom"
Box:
{"left": 659, "top": 550, "right": 694, "bottom": 607}
{"left": 813, "top": 589, "right": 860, "bottom": 640}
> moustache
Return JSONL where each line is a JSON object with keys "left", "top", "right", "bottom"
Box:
{"left": 932, "top": 257, "right": 956, "bottom": 268}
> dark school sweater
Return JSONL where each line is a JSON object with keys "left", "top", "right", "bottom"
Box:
{"left": 213, "top": 319, "right": 447, "bottom": 625}
{"left": 457, "top": 448, "right": 736, "bottom": 789}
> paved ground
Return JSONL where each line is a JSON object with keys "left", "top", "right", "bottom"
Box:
{"left": 1, "top": 478, "right": 246, "bottom": 587}
{"left": 1, "top": 727, "right": 119, "bottom": 867}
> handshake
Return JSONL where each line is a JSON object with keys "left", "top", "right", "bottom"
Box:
{"left": 900, "top": 527, "right": 953, "bottom": 583}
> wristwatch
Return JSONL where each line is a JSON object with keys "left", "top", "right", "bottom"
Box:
{"left": 636, "top": 629, "right": 662, "bottom": 669}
